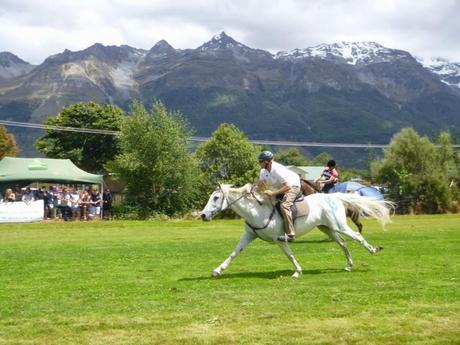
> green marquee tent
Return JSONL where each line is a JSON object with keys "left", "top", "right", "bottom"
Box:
{"left": 0, "top": 157, "right": 103, "bottom": 186}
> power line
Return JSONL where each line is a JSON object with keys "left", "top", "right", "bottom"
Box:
{"left": 1, "top": 119, "right": 459, "bottom": 149}
{"left": 0, "top": 120, "right": 118, "bottom": 135}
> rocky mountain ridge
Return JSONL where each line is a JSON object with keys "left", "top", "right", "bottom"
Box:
{"left": 1, "top": 32, "right": 459, "bottom": 161}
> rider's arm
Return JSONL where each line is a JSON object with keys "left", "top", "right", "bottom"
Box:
{"left": 324, "top": 170, "right": 339, "bottom": 184}
{"left": 264, "top": 182, "right": 291, "bottom": 197}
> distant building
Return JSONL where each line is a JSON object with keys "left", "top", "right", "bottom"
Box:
{"left": 287, "top": 166, "right": 324, "bottom": 181}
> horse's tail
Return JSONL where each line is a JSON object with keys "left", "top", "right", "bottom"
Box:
{"left": 331, "top": 193, "right": 395, "bottom": 229}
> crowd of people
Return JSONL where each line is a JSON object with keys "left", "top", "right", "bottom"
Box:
{"left": 0, "top": 185, "right": 113, "bottom": 221}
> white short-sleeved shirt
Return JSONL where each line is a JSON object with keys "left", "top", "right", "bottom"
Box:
{"left": 259, "top": 161, "right": 300, "bottom": 189}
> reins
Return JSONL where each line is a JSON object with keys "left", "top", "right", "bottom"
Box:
{"left": 244, "top": 206, "right": 276, "bottom": 241}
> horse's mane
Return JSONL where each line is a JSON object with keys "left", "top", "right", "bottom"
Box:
{"left": 223, "top": 183, "right": 271, "bottom": 205}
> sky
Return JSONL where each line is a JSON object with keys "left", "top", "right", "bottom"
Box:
{"left": 1, "top": 0, "right": 459, "bottom": 65}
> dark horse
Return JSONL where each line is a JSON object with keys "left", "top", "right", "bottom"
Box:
{"left": 301, "top": 179, "right": 384, "bottom": 233}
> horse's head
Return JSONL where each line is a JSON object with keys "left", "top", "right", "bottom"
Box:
{"left": 200, "top": 185, "right": 230, "bottom": 221}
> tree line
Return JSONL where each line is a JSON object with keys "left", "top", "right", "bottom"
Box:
{"left": 1, "top": 101, "right": 459, "bottom": 216}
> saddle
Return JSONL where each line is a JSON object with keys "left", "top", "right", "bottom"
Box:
{"left": 275, "top": 193, "right": 310, "bottom": 223}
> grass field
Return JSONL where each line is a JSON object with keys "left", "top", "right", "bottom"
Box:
{"left": 0, "top": 214, "right": 459, "bottom": 345}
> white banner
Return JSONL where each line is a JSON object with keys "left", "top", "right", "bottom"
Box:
{"left": 0, "top": 200, "right": 44, "bottom": 223}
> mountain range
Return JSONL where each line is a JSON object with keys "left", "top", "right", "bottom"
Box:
{"left": 1, "top": 32, "right": 459, "bottom": 164}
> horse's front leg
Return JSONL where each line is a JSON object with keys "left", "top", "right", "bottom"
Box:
{"left": 277, "top": 242, "right": 303, "bottom": 278}
{"left": 212, "top": 231, "right": 256, "bottom": 277}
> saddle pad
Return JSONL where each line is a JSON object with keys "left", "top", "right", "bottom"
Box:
{"left": 292, "top": 198, "right": 309, "bottom": 220}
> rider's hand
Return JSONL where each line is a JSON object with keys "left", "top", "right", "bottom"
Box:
{"left": 264, "top": 190, "right": 274, "bottom": 197}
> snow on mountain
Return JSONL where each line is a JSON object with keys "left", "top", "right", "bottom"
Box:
{"left": 276, "top": 41, "right": 411, "bottom": 65}
{"left": 198, "top": 32, "right": 248, "bottom": 51}
{"left": 196, "top": 32, "right": 273, "bottom": 62}
{"left": 419, "top": 57, "right": 460, "bottom": 88}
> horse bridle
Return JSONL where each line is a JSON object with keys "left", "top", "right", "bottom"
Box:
{"left": 209, "top": 184, "right": 262, "bottom": 219}
{"left": 212, "top": 185, "right": 276, "bottom": 239}
{"left": 207, "top": 185, "right": 246, "bottom": 219}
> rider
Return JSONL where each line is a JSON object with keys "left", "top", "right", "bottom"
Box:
{"left": 256, "top": 151, "right": 301, "bottom": 242}
{"left": 315, "top": 159, "right": 339, "bottom": 193}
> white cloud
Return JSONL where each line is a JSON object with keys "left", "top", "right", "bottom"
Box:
{"left": 0, "top": 0, "right": 459, "bottom": 64}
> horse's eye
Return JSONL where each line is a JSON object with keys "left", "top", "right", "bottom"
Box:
{"left": 213, "top": 196, "right": 219, "bottom": 201}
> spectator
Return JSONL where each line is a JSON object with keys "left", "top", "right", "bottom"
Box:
{"left": 58, "top": 187, "right": 72, "bottom": 221}
{"left": 35, "top": 186, "right": 48, "bottom": 220}
{"left": 4, "top": 188, "right": 15, "bottom": 202}
{"left": 48, "top": 186, "right": 58, "bottom": 219}
{"left": 79, "top": 189, "right": 91, "bottom": 221}
{"left": 14, "top": 184, "right": 23, "bottom": 201}
{"left": 103, "top": 188, "right": 113, "bottom": 219}
{"left": 22, "top": 187, "right": 35, "bottom": 204}
{"left": 70, "top": 187, "right": 81, "bottom": 220}
{"left": 89, "top": 189, "right": 101, "bottom": 220}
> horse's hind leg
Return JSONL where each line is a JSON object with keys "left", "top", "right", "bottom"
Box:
{"left": 319, "top": 225, "right": 353, "bottom": 271}
{"left": 348, "top": 210, "right": 363, "bottom": 234}
{"left": 277, "top": 242, "right": 303, "bottom": 278}
{"left": 212, "top": 231, "right": 256, "bottom": 277}
{"left": 339, "top": 225, "right": 382, "bottom": 255}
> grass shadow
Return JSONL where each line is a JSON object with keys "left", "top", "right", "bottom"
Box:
{"left": 293, "top": 239, "right": 334, "bottom": 244}
{"left": 179, "top": 267, "right": 351, "bottom": 281}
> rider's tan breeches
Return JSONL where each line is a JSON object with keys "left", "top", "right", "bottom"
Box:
{"left": 280, "top": 186, "right": 300, "bottom": 236}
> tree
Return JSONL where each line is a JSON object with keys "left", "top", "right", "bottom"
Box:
{"left": 436, "top": 130, "right": 460, "bottom": 200}
{"left": 0, "top": 125, "right": 19, "bottom": 159}
{"left": 436, "top": 131, "right": 458, "bottom": 181}
{"left": 194, "top": 123, "right": 260, "bottom": 190}
{"left": 275, "top": 148, "right": 309, "bottom": 166}
{"left": 372, "top": 128, "right": 452, "bottom": 213}
{"left": 310, "top": 152, "right": 333, "bottom": 166}
{"left": 108, "top": 101, "right": 200, "bottom": 217}
{"left": 35, "top": 102, "right": 124, "bottom": 173}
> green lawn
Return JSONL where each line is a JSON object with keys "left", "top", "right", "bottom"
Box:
{"left": 0, "top": 215, "right": 459, "bottom": 345}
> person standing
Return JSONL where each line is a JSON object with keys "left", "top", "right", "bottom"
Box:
{"left": 14, "top": 185, "right": 23, "bottom": 201}
{"left": 36, "top": 186, "right": 48, "bottom": 219}
{"left": 59, "top": 187, "right": 72, "bottom": 221}
{"left": 79, "top": 189, "right": 91, "bottom": 221}
{"left": 89, "top": 189, "right": 101, "bottom": 220}
{"left": 256, "top": 151, "right": 301, "bottom": 242}
{"left": 103, "top": 188, "right": 113, "bottom": 219}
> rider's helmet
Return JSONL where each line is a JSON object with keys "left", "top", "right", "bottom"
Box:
{"left": 258, "top": 151, "right": 274, "bottom": 161}
{"left": 327, "top": 159, "right": 336, "bottom": 168}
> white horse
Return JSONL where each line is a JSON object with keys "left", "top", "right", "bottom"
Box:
{"left": 200, "top": 183, "right": 394, "bottom": 278}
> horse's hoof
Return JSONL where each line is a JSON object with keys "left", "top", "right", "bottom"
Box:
{"left": 291, "top": 271, "right": 302, "bottom": 278}
{"left": 211, "top": 270, "right": 221, "bottom": 277}
{"left": 374, "top": 246, "right": 384, "bottom": 254}
{"left": 345, "top": 266, "right": 352, "bottom": 272}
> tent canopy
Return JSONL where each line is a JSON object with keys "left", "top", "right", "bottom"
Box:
{"left": 332, "top": 181, "right": 384, "bottom": 200}
{"left": 0, "top": 157, "right": 103, "bottom": 184}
